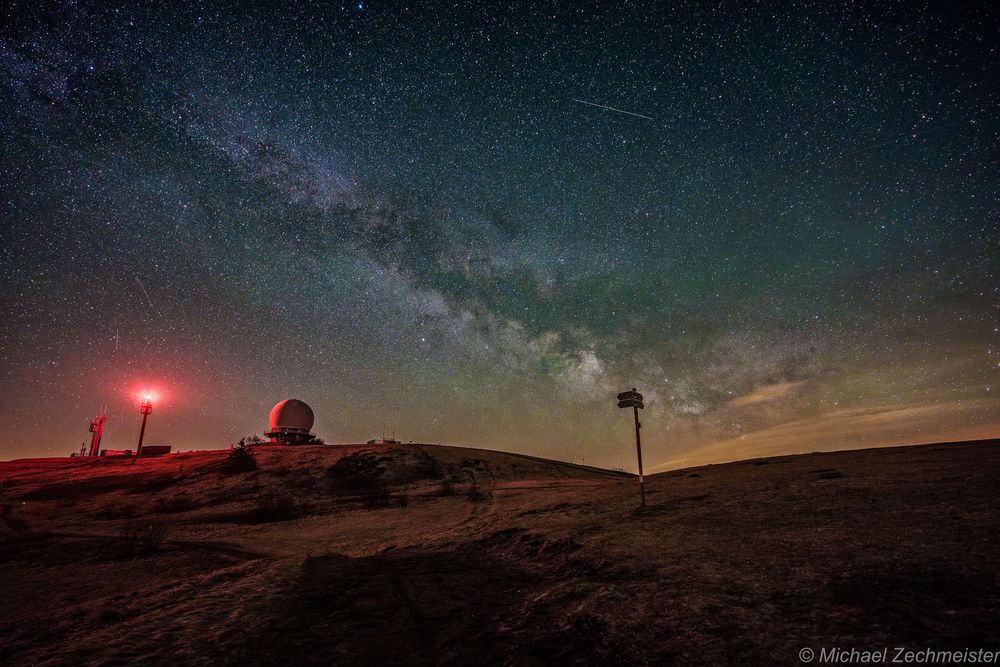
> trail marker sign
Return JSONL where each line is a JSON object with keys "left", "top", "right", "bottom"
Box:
{"left": 617, "top": 387, "right": 646, "bottom": 507}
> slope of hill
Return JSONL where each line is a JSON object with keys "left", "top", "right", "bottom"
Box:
{"left": 1, "top": 440, "right": 998, "bottom": 665}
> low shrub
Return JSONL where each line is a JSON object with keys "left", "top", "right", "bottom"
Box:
{"left": 326, "top": 452, "right": 386, "bottom": 493}
{"left": 118, "top": 522, "right": 168, "bottom": 557}
{"left": 56, "top": 492, "right": 79, "bottom": 509}
{"left": 467, "top": 483, "right": 490, "bottom": 503}
{"left": 0, "top": 504, "right": 28, "bottom": 532}
{"left": 362, "top": 482, "right": 392, "bottom": 509}
{"left": 253, "top": 490, "right": 298, "bottom": 521}
{"left": 225, "top": 440, "right": 258, "bottom": 473}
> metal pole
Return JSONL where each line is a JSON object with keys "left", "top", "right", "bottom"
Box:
{"left": 633, "top": 387, "right": 645, "bottom": 507}
{"left": 89, "top": 415, "right": 106, "bottom": 458}
{"left": 136, "top": 412, "right": 149, "bottom": 458}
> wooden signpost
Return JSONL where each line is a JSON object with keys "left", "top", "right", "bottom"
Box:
{"left": 617, "top": 388, "right": 645, "bottom": 507}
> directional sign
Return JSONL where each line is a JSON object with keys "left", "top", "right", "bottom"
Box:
{"left": 616, "top": 388, "right": 647, "bottom": 507}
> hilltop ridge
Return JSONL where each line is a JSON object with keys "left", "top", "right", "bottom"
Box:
{"left": 1, "top": 439, "right": 999, "bottom": 665}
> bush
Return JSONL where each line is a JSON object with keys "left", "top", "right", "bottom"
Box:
{"left": 396, "top": 493, "right": 410, "bottom": 508}
{"left": 225, "top": 440, "right": 258, "bottom": 473}
{"left": 326, "top": 452, "right": 386, "bottom": 493}
{"left": 362, "top": 482, "right": 392, "bottom": 509}
{"left": 0, "top": 504, "right": 28, "bottom": 532}
{"left": 253, "top": 490, "right": 298, "bottom": 521}
{"left": 118, "top": 522, "right": 168, "bottom": 557}
{"left": 467, "top": 483, "right": 490, "bottom": 503}
{"left": 56, "top": 492, "right": 79, "bottom": 509}
{"left": 438, "top": 479, "right": 456, "bottom": 497}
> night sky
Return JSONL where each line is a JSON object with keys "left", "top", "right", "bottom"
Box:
{"left": 1, "top": 1, "right": 997, "bottom": 468}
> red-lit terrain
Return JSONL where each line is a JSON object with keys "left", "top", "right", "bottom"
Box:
{"left": 1, "top": 440, "right": 999, "bottom": 665}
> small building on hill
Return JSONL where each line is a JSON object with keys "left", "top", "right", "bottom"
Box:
{"left": 366, "top": 437, "right": 401, "bottom": 445}
{"left": 138, "top": 445, "right": 172, "bottom": 457}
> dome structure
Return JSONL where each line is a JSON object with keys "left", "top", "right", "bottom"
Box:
{"left": 265, "top": 398, "right": 319, "bottom": 445}
{"left": 269, "top": 399, "right": 315, "bottom": 431}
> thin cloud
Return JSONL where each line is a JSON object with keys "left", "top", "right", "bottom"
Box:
{"left": 729, "top": 381, "right": 808, "bottom": 407}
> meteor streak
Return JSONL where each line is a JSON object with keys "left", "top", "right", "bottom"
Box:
{"left": 571, "top": 98, "right": 653, "bottom": 120}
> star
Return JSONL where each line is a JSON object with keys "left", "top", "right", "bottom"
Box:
{"left": 0, "top": 0, "right": 995, "bottom": 465}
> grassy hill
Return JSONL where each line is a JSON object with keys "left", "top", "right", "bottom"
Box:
{"left": 1, "top": 440, "right": 998, "bottom": 665}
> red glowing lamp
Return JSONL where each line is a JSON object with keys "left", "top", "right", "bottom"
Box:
{"left": 135, "top": 392, "right": 155, "bottom": 456}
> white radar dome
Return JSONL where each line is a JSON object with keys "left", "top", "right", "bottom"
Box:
{"left": 268, "top": 399, "right": 315, "bottom": 432}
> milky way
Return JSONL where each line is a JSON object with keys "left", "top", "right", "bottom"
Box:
{"left": 1, "top": 1, "right": 997, "bottom": 468}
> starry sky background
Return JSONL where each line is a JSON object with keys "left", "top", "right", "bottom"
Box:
{"left": 1, "top": 0, "right": 997, "bottom": 468}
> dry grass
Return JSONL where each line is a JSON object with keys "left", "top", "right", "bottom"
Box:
{"left": 0, "top": 440, "right": 998, "bottom": 665}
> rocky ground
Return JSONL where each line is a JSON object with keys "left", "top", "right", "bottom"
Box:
{"left": 1, "top": 439, "right": 998, "bottom": 665}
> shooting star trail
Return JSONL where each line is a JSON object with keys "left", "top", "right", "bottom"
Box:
{"left": 571, "top": 98, "right": 653, "bottom": 120}
{"left": 131, "top": 271, "right": 161, "bottom": 318}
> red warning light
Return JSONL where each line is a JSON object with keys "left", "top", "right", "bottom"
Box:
{"left": 131, "top": 386, "right": 162, "bottom": 407}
